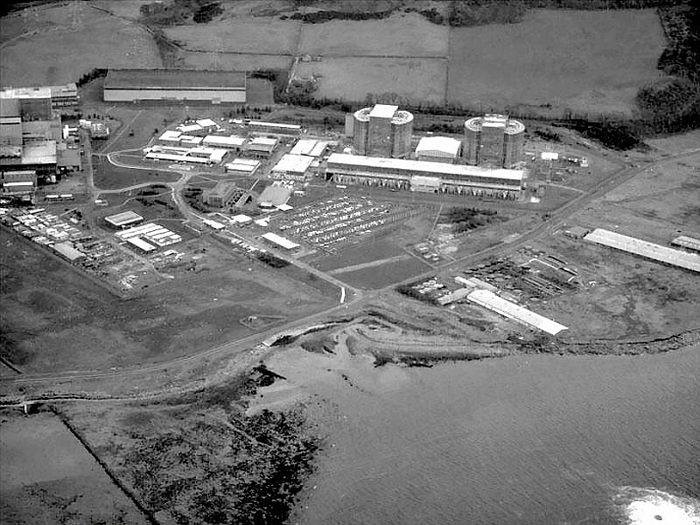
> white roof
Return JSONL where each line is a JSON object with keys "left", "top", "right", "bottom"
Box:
{"left": 126, "top": 236, "right": 156, "bottom": 252}
{"left": 262, "top": 232, "right": 299, "bottom": 250}
{"left": 411, "top": 175, "right": 441, "bottom": 187}
{"left": 327, "top": 153, "right": 524, "bottom": 182}
{"left": 541, "top": 152, "right": 559, "bottom": 160}
{"left": 467, "top": 289, "right": 568, "bottom": 335}
{"left": 177, "top": 124, "right": 202, "bottom": 133}
{"left": 203, "top": 135, "right": 246, "bottom": 147}
{"left": 250, "top": 137, "right": 278, "bottom": 146}
{"left": 203, "top": 218, "right": 225, "bottom": 230}
{"left": 225, "top": 159, "right": 260, "bottom": 172}
{"left": 272, "top": 154, "right": 314, "bottom": 174}
{"left": 290, "top": 139, "right": 328, "bottom": 157}
{"left": 369, "top": 104, "right": 398, "bottom": 119}
{"left": 105, "top": 211, "right": 143, "bottom": 226}
{"left": 584, "top": 229, "right": 700, "bottom": 273}
{"left": 179, "top": 135, "right": 203, "bottom": 144}
{"left": 232, "top": 214, "right": 252, "bottom": 223}
{"left": 672, "top": 235, "right": 700, "bottom": 251}
{"left": 249, "top": 121, "right": 301, "bottom": 130}
{"left": 196, "top": 118, "right": 218, "bottom": 128}
{"left": 416, "top": 136, "right": 461, "bottom": 157}
{"left": 276, "top": 203, "right": 293, "bottom": 211}
{"left": 159, "top": 130, "right": 182, "bottom": 142}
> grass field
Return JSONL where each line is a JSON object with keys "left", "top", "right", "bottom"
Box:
{"left": 297, "top": 56, "right": 447, "bottom": 104}
{"left": 0, "top": 410, "right": 148, "bottom": 525}
{"left": 447, "top": 9, "right": 666, "bottom": 117}
{"left": 0, "top": 3, "right": 161, "bottom": 86}
{"left": 337, "top": 256, "right": 430, "bottom": 290}
{"left": 93, "top": 156, "right": 181, "bottom": 190}
{"left": 0, "top": 228, "right": 336, "bottom": 373}
{"left": 165, "top": 18, "right": 301, "bottom": 54}
{"left": 297, "top": 12, "right": 448, "bottom": 57}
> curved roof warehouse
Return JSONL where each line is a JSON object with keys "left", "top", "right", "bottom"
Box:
{"left": 103, "top": 69, "right": 246, "bottom": 104}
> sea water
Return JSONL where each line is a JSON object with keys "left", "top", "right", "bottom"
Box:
{"left": 291, "top": 346, "right": 700, "bottom": 525}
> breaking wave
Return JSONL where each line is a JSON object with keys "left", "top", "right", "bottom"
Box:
{"left": 613, "top": 487, "right": 700, "bottom": 525}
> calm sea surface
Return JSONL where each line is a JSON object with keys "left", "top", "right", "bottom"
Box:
{"left": 286, "top": 345, "right": 700, "bottom": 525}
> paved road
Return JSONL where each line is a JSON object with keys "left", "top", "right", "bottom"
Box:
{"left": 5, "top": 147, "right": 699, "bottom": 393}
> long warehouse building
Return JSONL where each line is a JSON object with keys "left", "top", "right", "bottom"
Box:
{"left": 104, "top": 69, "right": 246, "bottom": 104}
{"left": 325, "top": 153, "right": 524, "bottom": 198}
{"left": 584, "top": 228, "right": 700, "bottom": 273}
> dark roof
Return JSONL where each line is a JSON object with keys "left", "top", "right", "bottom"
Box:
{"left": 105, "top": 69, "right": 246, "bottom": 90}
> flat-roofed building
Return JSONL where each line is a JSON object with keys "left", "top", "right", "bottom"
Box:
{"left": 1, "top": 141, "right": 57, "bottom": 177}
{"left": 203, "top": 135, "right": 246, "bottom": 152}
{"left": 415, "top": 136, "right": 462, "bottom": 163}
{"left": 262, "top": 232, "right": 299, "bottom": 251}
{"left": 326, "top": 153, "right": 524, "bottom": 199}
{"left": 271, "top": 154, "right": 314, "bottom": 181}
{"left": 105, "top": 210, "right": 144, "bottom": 229}
{"left": 584, "top": 228, "right": 700, "bottom": 273}
{"left": 0, "top": 116, "right": 23, "bottom": 146}
{"left": 203, "top": 182, "right": 244, "bottom": 207}
{"left": 0, "top": 87, "right": 52, "bottom": 120}
{"left": 248, "top": 121, "right": 301, "bottom": 137}
{"left": 290, "top": 139, "right": 328, "bottom": 157}
{"left": 257, "top": 183, "right": 293, "bottom": 207}
{"left": 224, "top": 158, "right": 261, "bottom": 175}
{"left": 243, "top": 137, "right": 278, "bottom": 159}
{"left": 52, "top": 241, "right": 86, "bottom": 262}
{"left": 145, "top": 145, "right": 227, "bottom": 164}
{"left": 671, "top": 235, "right": 700, "bottom": 253}
{"left": 158, "top": 130, "right": 182, "bottom": 143}
{"left": 467, "top": 289, "right": 568, "bottom": 335}
{"left": 103, "top": 69, "right": 246, "bottom": 104}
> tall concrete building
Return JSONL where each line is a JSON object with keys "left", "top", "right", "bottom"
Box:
{"left": 352, "top": 104, "right": 413, "bottom": 158}
{"left": 464, "top": 114, "right": 525, "bottom": 168}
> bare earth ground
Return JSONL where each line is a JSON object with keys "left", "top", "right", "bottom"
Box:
{"left": 519, "top": 153, "right": 700, "bottom": 339}
{"left": 0, "top": 410, "right": 148, "bottom": 525}
{"left": 0, "top": 3, "right": 161, "bottom": 87}
{"left": 646, "top": 129, "right": 700, "bottom": 155}
{"left": 447, "top": 9, "right": 666, "bottom": 116}
{"left": 0, "top": 227, "right": 336, "bottom": 374}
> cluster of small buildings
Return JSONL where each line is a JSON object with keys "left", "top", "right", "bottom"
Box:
{"left": 104, "top": 210, "right": 182, "bottom": 253}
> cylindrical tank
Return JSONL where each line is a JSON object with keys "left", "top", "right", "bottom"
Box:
{"left": 352, "top": 107, "right": 371, "bottom": 154}
{"left": 391, "top": 110, "right": 414, "bottom": 158}
{"left": 503, "top": 118, "right": 525, "bottom": 168}
{"left": 463, "top": 117, "right": 482, "bottom": 165}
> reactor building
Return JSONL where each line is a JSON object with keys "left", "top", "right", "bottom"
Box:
{"left": 463, "top": 114, "right": 525, "bottom": 168}
{"left": 352, "top": 104, "right": 414, "bottom": 158}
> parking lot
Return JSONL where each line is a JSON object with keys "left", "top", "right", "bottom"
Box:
{"left": 274, "top": 195, "right": 408, "bottom": 251}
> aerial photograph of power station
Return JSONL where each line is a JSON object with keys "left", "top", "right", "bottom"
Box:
{"left": 1, "top": 0, "right": 699, "bottom": 523}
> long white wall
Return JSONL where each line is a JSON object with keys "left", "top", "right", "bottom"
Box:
{"left": 104, "top": 88, "right": 246, "bottom": 103}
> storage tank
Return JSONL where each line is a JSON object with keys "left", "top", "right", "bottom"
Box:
{"left": 352, "top": 107, "right": 371, "bottom": 154}
{"left": 390, "top": 110, "right": 414, "bottom": 158}
{"left": 503, "top": 118, "right": 525, "bottom": 168}
{"left": 463, "top": 117, "right": 482, "bottom": 165}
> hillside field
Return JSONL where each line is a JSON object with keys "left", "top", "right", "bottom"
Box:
{"left": 447, "top": 9, "right": 666, "bottom": 117}
{"left": 0, "top": 3, "right": 161, "bottom": 87}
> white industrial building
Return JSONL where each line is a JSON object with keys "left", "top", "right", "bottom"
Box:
{"left": 144, "top": 145, "right": 227, "bottom": 165}
{"left": 272, "top": 154, "right": 315, "bottom": 180}
{"left": 290, "top": 139, "right": 328, "bottom": 157}
{"left": 584, "top": 229, "right": 700, "bottom": 273}
{"left": 415, "top": 136, "right": 462, "bottom": 163}
{"left": 103, "top": 69, "right": 246, "bottom": 104}
{"left": 225, "top": 158, "right": 261, "bottom": 175}
{"left": 262, "top": 232, "right": 300, "bottom": 250}
{"left": 326, "top": 153, "right": 524, "bottom": 198}
{"left": 202, "top": 135, "right": 246, "bottom": 150}
{"left": 467, "top": 289, "right": 568, "bottom": 335}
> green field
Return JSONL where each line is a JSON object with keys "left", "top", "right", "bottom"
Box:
{"left": 0, "top": 3, "right": 161, "bottom": 86}
{"left": 447, "top": 9, "right": 666, "bottom": 117}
